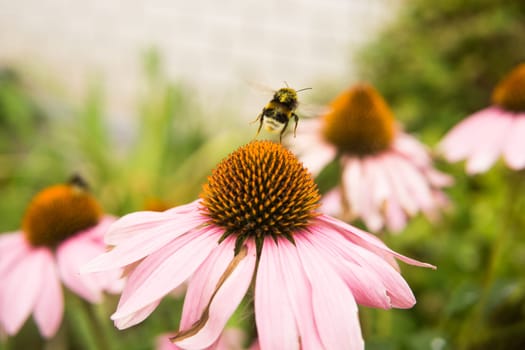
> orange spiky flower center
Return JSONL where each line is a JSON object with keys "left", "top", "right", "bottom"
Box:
{"left": 492, "top": 63, "right": 525, "bottom": 112}
{"left": 321, "top": 84, "right": 396, "bottom": 155}
{"left": 22, "top": 176, "right": 102, "bottom": 247}
{"left": 201, "top": 140, "right": 320, "bottom": 255}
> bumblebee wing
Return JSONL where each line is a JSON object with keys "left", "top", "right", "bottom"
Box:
{"left": 245, "top": 80, "right": 276, "bottom": 95}
{"left": 296, "top": 103, "right": 332, "bottom": 119}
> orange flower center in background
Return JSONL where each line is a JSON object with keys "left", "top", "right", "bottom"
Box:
{"left": 492, "top": 63, "right": 525, "bottom": 112}
{"left": 321, "top": 84, "right": 395, "bottom": 155}
{"left": 201, "top": 140, "right": 320, "bottom": 254}
{"left": 22, "top": 176, "right": 102, "bottom": 247}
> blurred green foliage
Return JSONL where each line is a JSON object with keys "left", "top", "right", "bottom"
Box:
{"left": 357, "top": 0, "right": 525, "bottom": 143}
{"left": 0, "top": 49, "right": 246, "bottom": 350}
{"left": 356, "top": 0, "right": 525, "bottom": 349}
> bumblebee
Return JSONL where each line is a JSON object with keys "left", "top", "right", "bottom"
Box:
{"left": 253, "top": 86, "right": 311, "bottom": 142}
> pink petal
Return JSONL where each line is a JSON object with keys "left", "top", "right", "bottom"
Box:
{"left": 295, "top": 235, "right": 364, "bottom": 350}
{"left": 81, "top": 216, "right": 116, "bottom": 241}
{"left": 215, "top": 328, "right": 248, "bottom": 350}
{"left": 57, "top": 233, "right": 118, "bottom": 303}
{"left": 317, "top": 215, "right": 435, "bottom": 269}
{"left": 111, "top": 227, "right": 223, "bottom": 324}
{"left": 276, "top": 238, "right": 324, "bottom": 349}
{"left": 305, "top": 231, "right": 390, "bottom": 309}
{"left": 384, "top": 199, "right": 408, "bottom": 233}
{"left": 390, "top": 154, "right": 435, "bottom": 212}
{"left": 0, "top": 233, "right": 29, "bottom": 275}
{"left": 341, "top": 156, "right": 365, "bottom": 216}
{"left": 82, "top": 212, "right": 206, "bottom": 273}
{"left": 105, "top": 200, "right": 201, "bottom": 245}
{"left": 465, "top": 111, "right": 513, "bottom": 174}
{"left": 394, "top": 133, "right": 431, "bottom": 167}
{"left": 359, "top": 157, "right": 387, "bottom": 231}
{"left": 363, "top": 156, "right": 391, "bottom": 209}
{"left": 298, "top": 145, "right": 336, "bottom": 176}
{"left": 382, "top": 155, "right": 419, "bottom": 216}
{"left": 173, "top": 241, "right": 256, "bottom": 349}
{"left": 293, "top": 120, "right": 336, "bottom": 176}
{"left": 179, "top": 237, "right": 237, "bottom": 330}
{"left": 255, "top": 238, "right": 299, "bottom": 350}
{"left": 439, "top": 108, "right": 496, "bottom": 162}
{"left": 503, "top": 114, "right": 525, "bottom": 170}
{"left": 33, "top": 250, "right": 64, "bottom": 338}
{"left": 310, "top": 227, "right": 416, "bottom": 308}
{"left": 320, "top": 189, "right": 342, "bottom": 217}
{"left": 114, "top": 300, "right": 161, "bottom": 329}
{"left": 0, "top": 247, "right": 50, "bottom": 335}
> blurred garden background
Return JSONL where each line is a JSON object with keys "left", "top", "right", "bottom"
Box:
{"left": 1, "top": 0, "right": 525, "bottom": 349}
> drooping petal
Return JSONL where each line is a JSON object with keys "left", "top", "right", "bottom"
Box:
{"left": 295, "top": 235, "right": 364, "bottom": 350}
{"left": 310, "top": 227, "right": 417, "bottom": 308}
{"left": 0, "top": 247, "right": 49, "bottom": 335}
{"left": 394, "top": 133, "right": 432, "bottom": 167}
{"left": 503, "top": 114, "right": 525, "bottom": 170}
{"left": 111, "top": 227, "right": 222, "bottom": 324}
{"left": 173, "top": 241, "right": 257, "bottom": 350}
{"left": 82, "top": 212, "right": 206, "bottom": 273}
{"left": 276, "top": 238, "right": 324, "bottom": 350}
{"left": 305, "top": 230, "right": 390, "bottom": 309}
{"left": 389, "top": 154, "right": 434, "bottom": 213}
{"left": 317, "top": 215, "right": 435, "bottom": 269}
{"left": 255, "top": 238, "right": 299, "bottom": 350}
{"left": 381, "top": 156, "right": 419, "bottom": 216}
{"left": 358, "top": 157, "right": 386, "bottom": 231}
{"left": 33, "top": 250, "right": 64, "bottom": 338}
{"left": 341, "top": 156, "right": 365, "bottom": 216}
{"left": 384, "top": 199, "right": 407, "bottom": 233}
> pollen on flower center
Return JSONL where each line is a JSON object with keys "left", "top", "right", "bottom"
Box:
{"left": 321, "top": 84, "right": 395, "bottom": 155}
{"left": 22, "top": 176, "right": 102, "bottom": 247}
{"left": 492, "top": 63, "right": 525, "bottom": 112}
{"left": 200, "top": 141, "right": 320, "bottom": 249}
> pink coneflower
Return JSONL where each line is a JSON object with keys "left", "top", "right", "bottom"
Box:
{"left": 439, "top": 63, "right": 525, "bottom": 174}
{"left": 292, "top": 84, "right": 452, "bottom": 232}
{"left": 0, "top": 175, "right": 122, "bottom": 338}
{"left": 84, "top": 140, "right": 434, "bottom": 350}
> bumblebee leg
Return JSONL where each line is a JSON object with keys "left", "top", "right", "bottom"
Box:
{"left": 292, "top": 113, "right": 299, "bottom": 137}
{"left": 254, "top": 114, "right": 263, "bottom": 138}
{"left": 279, "top": 119, "right": 290, "bottom": 143}
{"left": 251, "top": 113, "right": 262, "bottom": 124}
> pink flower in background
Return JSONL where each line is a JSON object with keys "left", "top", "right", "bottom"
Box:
{"left": 439, "top": 63, "right": 525, "bottom": 174}
{"left": 0, "top": 176, "right": 122, "bottom": 338}
{"left": 292, "top": 84, "right": 452, "bottom": 232}
{"left": 84, "top": 141, "right": 434, "bottom": 350}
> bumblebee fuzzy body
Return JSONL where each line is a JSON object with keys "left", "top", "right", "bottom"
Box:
{"left": 254, "top": 87, "right": 301, "bottom": 142}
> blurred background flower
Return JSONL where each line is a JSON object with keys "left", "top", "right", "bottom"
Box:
{"left": 439, "top": 63, "right": 525, "bottom": 174}
{"left": 291, "top": 83, "right": 452, "bottom": 233}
